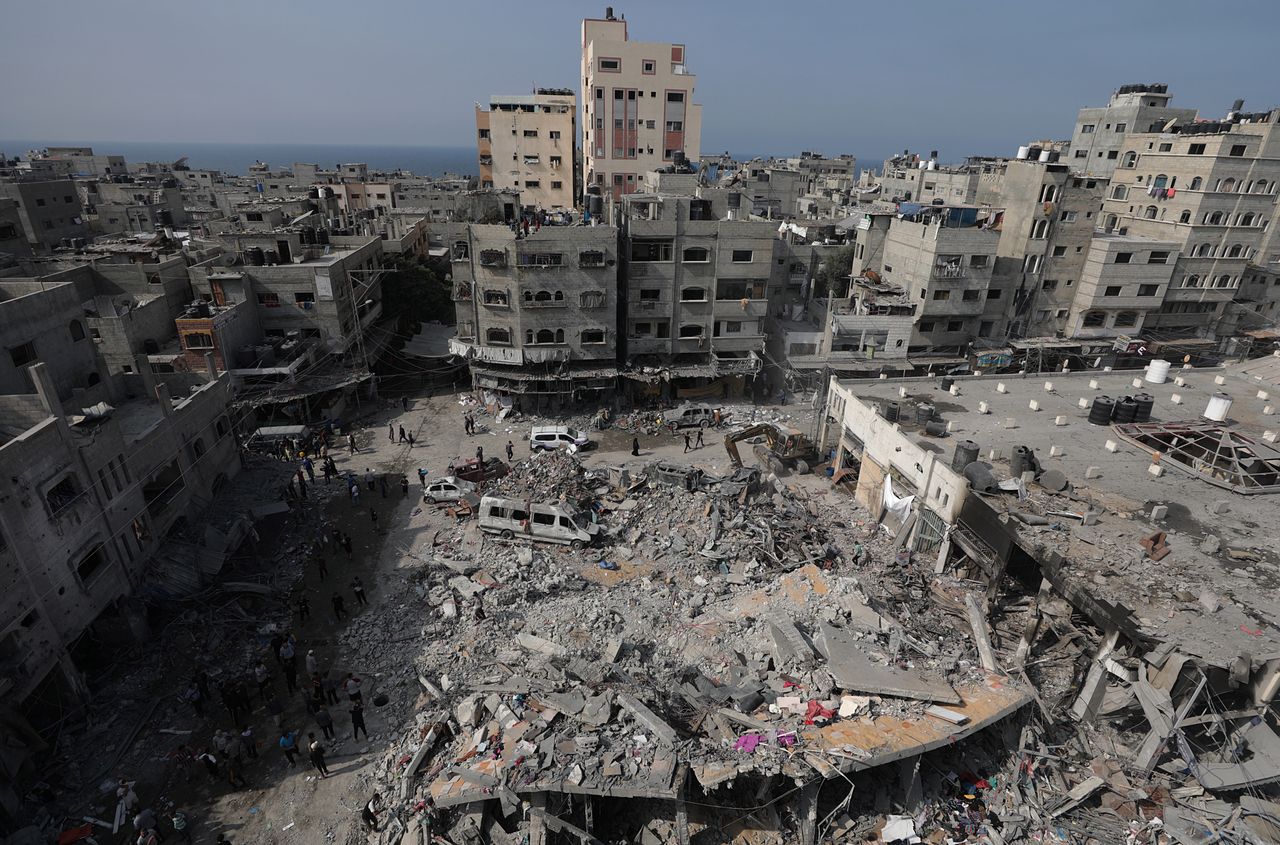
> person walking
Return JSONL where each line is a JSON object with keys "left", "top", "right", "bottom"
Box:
{"left": 253, "top": 661, "right": 271, "bottom": 700}
{"left": 322, "top": 673, "right": 340, "bottom": 705}
{"left": 315, "top": 706, "right": 335, "bottom": 740}
{"left": 197, "top": 748, "right": 220, "bottom": 779}
{"left": 683, "top": 432, "right": 691, "bottom": 453}
{"left": 475, "top": 445, "right": 483, "bottom": 463}
{"left": 347, "top": 432, "right": 359, "bottom": 454}
{"left": 344, "top": 674, "right": 363, "bottom": 703}
{"left": 305, "top": 649, "right": 318, "bottom": 676}
{"left": 505, "top": 441, "right": 514, "bottom": 461}
{"left": 388, "top": 422, "right": 395, "bottom": 442}
{"left": 170, "top": 809, "right": 192, "bottom": 844}
{"left": 239, "top": 725, "right": 258, "bottom": 759}
{"left": 369, "top": 508, "right": 379, "bottom": 530}
{"left": 351, "top": 702, "right": 368, "bottom": 740}
{"left": 314, "top": 555, "right": 328, "bottom": 581}
{"left": 400, "top": 475, "right": 409, "bottom": 496}
{"left": 278, "top": 730, "right": 300, "bottom": 766}
{"left": 307, "top": 733, "right": 331, "bottom": 778}
{"left": 401, "top": 396, "right": 409, "bottom": 412}
{"left": 398, "top": 425, "right": 408, "bottom": 444}
{"left": 266, "top": 695, "right": 284, "bottom": 728}
{"left": 302, "top": 456, "right": 315, "bottom": 482}
{"left": 417, "top": 467, "right": 427, "bottom": 486}
{"left": 341, "top": 533, "right": 353, "bottom": 559}
{"left": 365, "top": 469, "right": 375, "bottom": 492}
{"left": 407, "top": 431, "right": 415, "bottom": 448}
{"left": 351, "top": 576, "right": 368, "bottom": 606}
{"left": 282, "top": 659, "right": 298, "bottom": 694}
{"left": 695, "top": 428, "right": 705, "bottom": 449}
{"left": 632, "top": 437, "right": 641, "bottom": 457}
{"left": 224, "top": 750, "right": 247, "bottom": 788}
{"left": 332, "top": 593, "right": 348, "bottom": 621}
{"left": 297, "top": 595, "right": 310, "bottom": 622}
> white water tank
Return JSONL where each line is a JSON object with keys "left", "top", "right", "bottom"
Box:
{"left": 927, "top": 160, "right": 937, "bottom": 170}
{"left": 1016, "top": 146, "right": 1031, "bottom": 160}
{"left": 1038, "top": 150, "right": 1053, "bottom": 162}
{"left": 1204, "top": 393, "right": 1233, "bottom": 422}
{"left": 1145, "top": 359, "right": 1172, "bottom": 384}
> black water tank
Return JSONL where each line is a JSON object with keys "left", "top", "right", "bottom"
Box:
{"left": 915, "top": 403, "right": 935, "bottom": 425}
{"left": 1088, "top": 396, "right": 1115, "bottom": 426}
{"left": 263, "top": 250, "right": 278, "bottom": 265}
{"left": 924, "top": 420, "right": 947, "bottom": 437}
{"left": 882, "top": 401, "right": 900, "bottom": 422}
{"left": 1113, "top": 396, "right": 1138, "bottom": 424}
{"left": 1011, "top": 445, "right": 1033, "bottom": 478}
{"left": 952, "top": 440, "right": 980, "bottom": 472}
{"left": 246, "top": 247, "right": 265, "bottom": 266}
{"left": 940, "top": 376, "right": 954, "bottom": 392}
{"left": 1133, "top": 393, "right": 1154, "bottom": 423}
{"left": 964, "top": 462, "right": 998, "bottom": 493}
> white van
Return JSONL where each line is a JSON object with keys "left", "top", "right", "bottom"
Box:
{"left": 477, "top": 496, "right": 600, "bottom": 548}
{"left": 529, "top": 425, "right": 594, "bottom": 452}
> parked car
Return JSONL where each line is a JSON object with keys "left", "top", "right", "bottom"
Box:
{"left": 529, "top": 425, "right": 594, "bottom": 452}
{"left": 452, "top": 457, "right": 510, "bottom": 484}
{"left": 665, "top": 404, "right": 722, "bottom": 430}
{"left": 422, "top": 476, "right": 476, "bottom": 504}
{"left": 477, "top": 496, "right": 601, "bottom": 548}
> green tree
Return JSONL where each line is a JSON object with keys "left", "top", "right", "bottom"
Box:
{"left": 813, "top": 245, "right": 856, "bottom": 298}
{"left": 380, "top": 255, "right": 453, "bottom": 333}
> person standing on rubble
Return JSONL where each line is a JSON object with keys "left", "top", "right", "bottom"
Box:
{"left": 307, "top": 733, "right": 331, "bottom": 778}
{"left": 632, "top": 437, "right": 641, "bottom": 457}
{"left": 361, "top": 793, "right": 382, "bottom": 831}
{"left": 505, "top": 441, "right": 514, "bottom": 461}
{"left": 351, "top": 701, "right": 368, "bottom": 740}
{"left": 344, "top": 673, "right": 362, "bottom": 703}
{"left": 332, "top": 592, "right": 348, "bottom": 621}
{"left": 278, "top": 729, "right": 300, "bottom": 767}
{"left": 314, "top": 705, "right": 335, "bottom": 740}
{"left": 239, "top": 724, "right": 257, "bottom": 759}
{"left": 253, "top": 661, "right": 271, "bottom": 699}
{"left": 475, "top": 445, "right": 484, "bottom": 463}
{"left": 351, "top": 576, "right": 368, "bottom": 606}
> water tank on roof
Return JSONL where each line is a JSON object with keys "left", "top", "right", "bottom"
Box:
{"left": 264, "top": 250, "right": 278, "bottom": 265}
{"left": 246, "top": 247, "right": 265, "bottom": 266}
{"left": 1204, "top": 393, "right": 1232, "bottom": 422}
{"left": 1133, "top": 393, "right": 1154, "bottom": 422}
{"left": 1088, "top": 396, "right": 1115, "bottom": 425}
{"left": 952, "top": 440, "right": 980, "bottom": 472}
{"left": 1039, "top": 150, "right": 1053, "bottom": 163}
{"left": 1112, "top": 396, "right": 1138, "bottom": 423}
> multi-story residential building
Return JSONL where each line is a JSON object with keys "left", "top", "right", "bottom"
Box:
{"left": 1098, "top": 107, "right": 1280, "bottom": 339}
{"left": 1068, "top": 84, "right": 1197, "bottom": 178}
{"left": 990, "top": 158, "right": 1108, "bottom": 337}
{"left": 1063, "top": 233, "right": 1180, "bottom": 338}
{"left": 0, "top": 180, "right": 91, "bottom": 253}
{"left": 0, "top": 278, "right": 240, "bottom": 819}
{"left": 446, "top": 223, "right": 619, "bottom": 411}
{"left": 617, "top": 172, "right": 779, "bottom": 399}
{"left": 879, "top": 205, "right": 1001, "bottom": 354}
{"left": 82, "top": 177, "right": 188, "bottom": 235}
{"left": 476, "top": 90, "right": 577, "bottom": 212}
{"left": 188, "top": 232, "right": 386, "bottom": 357}
{"left": 873, "top": 153, "right": 1001, "bottom": 206}
{"left": 581, "top": 7, "right": 702, "bottom": 200}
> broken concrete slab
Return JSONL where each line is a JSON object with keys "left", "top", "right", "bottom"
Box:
{"left": 616, "top": 693, "right": 678, "bottom": 747}
{"left": 517, "top": 633, "right": 567, "bottom": 659}
{"left": 814, "top": 622, "right": 960, "bottom": 704}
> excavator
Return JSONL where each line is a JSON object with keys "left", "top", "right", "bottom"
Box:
{"left": 723, "top": 423, "right": 820, "bottom": 475}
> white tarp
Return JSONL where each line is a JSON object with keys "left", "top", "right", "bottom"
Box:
{"left": 882, "top": 477, "right": 915, "bottom": 522}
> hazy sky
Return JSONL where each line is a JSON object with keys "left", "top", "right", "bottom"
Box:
{"left": 2, "top": 0, "right": 1277, "bottom": 162}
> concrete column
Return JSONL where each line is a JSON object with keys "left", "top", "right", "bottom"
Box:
{"left": 29, "top": 362, "right": 63, "bottom": 419}
{"left": 134, "top": 354, "right": 158, "bottom": 401}
{"left": 204, "top": 351, "right": 218, "bottom": 381}
{"left": 527, "top": 794, "right": 548, "bottom": 845}
{"left": 155, "top": 383, "right": 173, "bottom": 420}
{"left": 1253, "top": 656, "right": 1280, "bottom": 707}
{"left": 1071, "top": 628, "right": 1121, "bottom": 723}
{"left": 797, "top": 781, "right": 820, "bottom": 845}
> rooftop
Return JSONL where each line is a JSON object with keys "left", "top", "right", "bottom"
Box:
{"left": 839, "top": 366, "right": 1280, "bottom": 668}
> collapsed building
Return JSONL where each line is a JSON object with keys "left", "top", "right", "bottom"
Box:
{"left": 817, "top": 361, "right": 1280, "bottom": 840}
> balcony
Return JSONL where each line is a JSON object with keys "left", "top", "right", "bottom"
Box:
{"left": 921, "top": 296, "right": 985, "bottom": 316}
{"left": 713, "top": 298, "right": 767, "bottom": 318}
{"left": 479, "top": 249, "right": 506, "bottom": 267}
{"left": 711, "top": 334, "right": 766, "bottom": 353}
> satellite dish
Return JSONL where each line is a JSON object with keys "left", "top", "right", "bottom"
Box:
{"left": 221, "top": 253, "right": 238, "bottom": 267}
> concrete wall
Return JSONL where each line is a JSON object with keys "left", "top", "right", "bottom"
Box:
{"left": 0, "top": 283, "right": 105, "bottom": 401}
{"left": 824, "top": 377, "right": 969, "bottom": 524}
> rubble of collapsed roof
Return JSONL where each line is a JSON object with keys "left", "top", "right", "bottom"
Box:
{"left": 329, "top": 428, "right": 1280, "bottom": 845}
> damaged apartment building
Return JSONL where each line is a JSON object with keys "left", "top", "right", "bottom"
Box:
{"left": 818, "top": 361, "right": 1280, "bottom": 835}
{"left": 445, "top": 221, "right": 620, "bottom": 413}
{"left": 617, "top": 171, "right": 783, "bottom": 401}
{"left": 0, "top": 272, "right": 241, "bottom": 820}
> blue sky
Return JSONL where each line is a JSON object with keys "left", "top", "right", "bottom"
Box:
{"left": 1, "top": 0, "right": 1277, "bottom": 163}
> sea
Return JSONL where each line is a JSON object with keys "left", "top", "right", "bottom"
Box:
{"left": 0, "top": 139, "right": 479, "bottom": 178}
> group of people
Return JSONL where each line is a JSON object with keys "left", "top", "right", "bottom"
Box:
{"left": 115, "top": 779, "right": 193, "bottom": 844}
